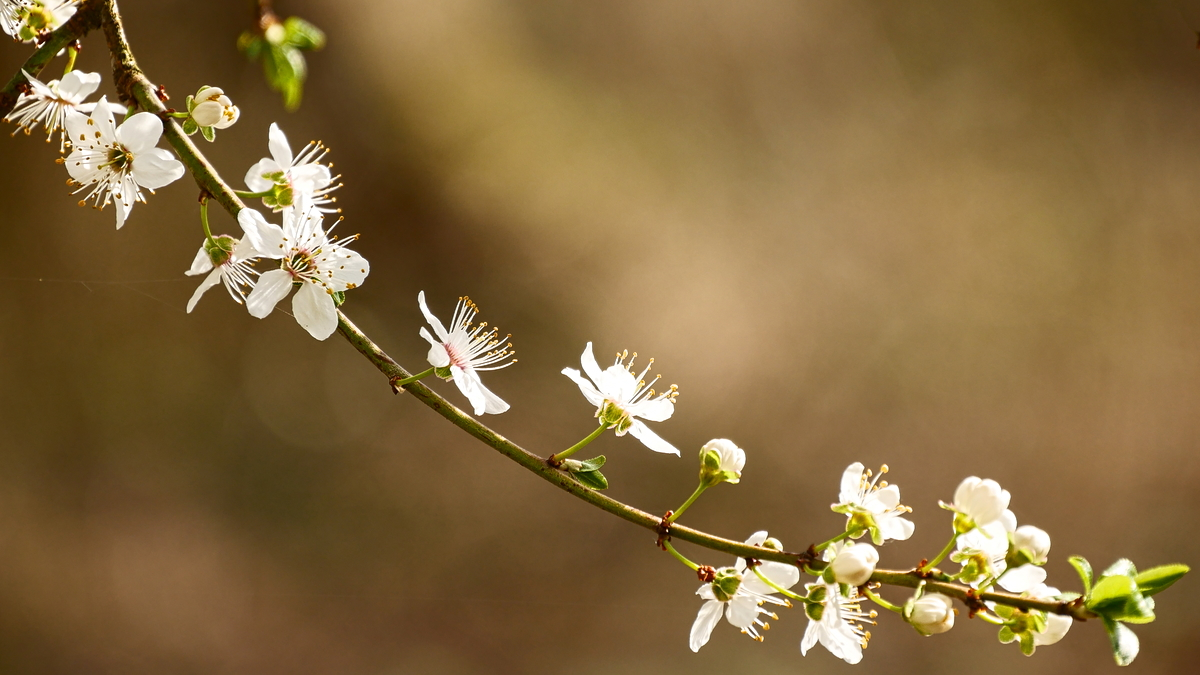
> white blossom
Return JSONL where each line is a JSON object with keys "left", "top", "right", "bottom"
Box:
{"left": 831, "top": 462, "right": 915, "bottom": 545}
{"left": 827, "top": 541, "right": 879, "bottom": 587}
{"left": 800, "top": 582, "right": 875, "bottom": 664}
{"left": 946, "top": 476, "right": 1014, "bottom": 532}
{"left": 63, "top": 97, "right": 184, "bottom": 229}
{"left": 4, "top": 70, "right": 106, "bottom": 150}
{"left": 1012, "top": 525, "right": 1051, "bottom": 565}
{"left": 698, "top": 438, "right": 745, "bottom": 485}
{"left": 241, "top": 203, "right": 368, "bottom": 340}
{"left": 906, "top": 592, "right": 956, "bottom": 636}
{"left": 953, "top": 520, "right": 1046, "bottom": 593}
{"left": 190, "top": 86, "right": 239, "bottom": 130}
{"left": 417, "top": 291, "right": 515, "bottom": 416}
{"left": 998, "top": 584, "right": 1073, "bottom": 655}
{"left": 244, "top": 122, "right": 337, "bottom": 212}
{"left": 185, "top": 236, "right": 263, "bottom": 313}
{"left": 562, "top": 342, "right": 680, "bottom": 455}
{"left": 690, "top": 531, "right": 799, "bottom": 652}
{"left": 4, "top": 0, "right": 74, "bottom": 42}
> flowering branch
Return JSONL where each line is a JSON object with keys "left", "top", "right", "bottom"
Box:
{"left": 1, "top": 0, "right": 1186, "bottom": 666}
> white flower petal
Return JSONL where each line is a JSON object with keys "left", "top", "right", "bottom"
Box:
{"left": 562, "top": 368, "right": 606, "bottom": 407}
{"left": 244, "top": 158, "right": 281, "bottom": 192}
{"left": 292, "top": 281, "right": 338, "bottom": 340}
{"left": 58, "top": 70, "right": 100, "bottom": 100}
{"left": 130, "top": 148, "right": 184, "bottom": 190}
{"left": 246, "top": 268, "right": 293, "bottom": 318}
{"left": 997, "top": 564, "right": 1047, "bottom": 594}
{"left": 629, "top": 396, "right": 674, "bottom": 422}
{"left": 689, "top": 600, "right": 723, "bottom": 653}
{"left": 418, "top": 291, "right": 450, "bottom": 341}
{"left": 238, "top": 208, "right": 286, "bottom": 256}
{"left": 839, "top": 462, "right": 865, "bottom": 504}
{"left": 626, "top": 420, "right": 680, "bottom": 455}
{"left": 186, "top": 268, "right": 223, "bottom": 313}
{"left": 267, "top": 122, "right": 293, "bottom": 168}
{"left": 116, "top": 111, "right": 164, "bottom": 155}
{"left": 580, "top": 341, "right": 605, "bottom": 385}
{"left": 186, "top": 245, "right": 213, "bottom": 276}
{"left": 724, "top": 596, "right": 759, "bottom": 630}
{"left": 451, "top": 366, "right": 489, "bottom": 416}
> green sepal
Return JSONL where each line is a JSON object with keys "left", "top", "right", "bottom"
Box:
{"left": 434, "top": 366, "right": 453, "bottom": 379}
{"left": 181, "top": 117, "right": 199, "bottom": 136}
{"left": 1134, "top": 564, "right": 1189, "bottom": 597}
{"left": 185, "top": 94, "right": 196, "bottom": 112}
{"left": 200, "top": 125, "right": 216, "bottom": 142}
{"left": 1068, "top": 555, "right": 1093, "bottom": 595}
{"left": 572, "top": 468, "right": 608, "bottom": 491}
{"left": 997, "top": 625, "right": 1015, "bottom": 644}
{"left": 1103, "top": 617, "right": 1140, "bottom": 667}
{"left": 1018, "top": 630, "right": 1036, "bottom": 656}
{"left": 331, "top": 291, "right": 346, "bottom": 307}
{"left": 283, "top": 16, "right": 326, "bottom": 51}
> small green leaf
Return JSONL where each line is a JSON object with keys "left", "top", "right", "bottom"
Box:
{"left": 1087, "top": 575, "right": 1140, "bottom": 615}
{"left": 200, "top": 125, "right": 216, "bottom": 142}
{"left": 575, "top": 455, "right": 606, "bottom": 472}
{"left": 283, "top": 16, "right": 326, "bottom": 51}
{"left": 1068, "top": 555, "right": 1093, "bottom": 595}
{"left": 237, "top": 32, "right": 264, "bottom": 59}
{"left": 181, "top": 117, "right": 199, "bottom": 136}
{"left": 1135, "top": 564, "right": 1189, "bottom": 597}
{"left": 573, "top": 469, "right": 608, "bottom": 490}
{"left": 1103, "top": 618, "right": 1140, "bottom": 667}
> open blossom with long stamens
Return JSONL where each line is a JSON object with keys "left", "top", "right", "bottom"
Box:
{"left": 244, "top": 122, "right": 338, "bottom": 212}
{"left": 185, "top": 236, "right": 263, "bottom": 313}
{"left": 417, "top": 291, "right": 515, "bottom": 416}
{"left": 4, "top": 70, "right": 107, "bottom": 150}
{"left": 562, "top": 342, "right": 680, "bottom": 455}
{"left": 240, "top": 202, "right": 368, "bottom": 340}
{"left": 800, "top": 582, "right": 876, "bottom": 664}
{"left": 690, "top": 531, "right": 798, "bottom": 652}
{"left": 4, "top": 0, "right": 74, "bottom": 42}
{"left": 62, "top": 97, "right": 184, "bottom": 229}
{"left": 831, "top": 462, "right": 915, "bottom": 545}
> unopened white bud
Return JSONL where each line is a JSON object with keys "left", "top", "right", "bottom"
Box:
{"left": 830, "top": 543, "right": 878, "bottom": 586}
{"left": 191, "top": 86, "right": 240, "bottom": 129}
{"left": 951, "top": 476, "right": 1011, "bottom": 530}
{"left": 906, "top": 592, "right": 956, "bottom": 636}
{"left": 1012, "top": 525, "right": 1051, "bottom": 565}
{"left": 698, "top": 438, "right": 745, "bottom": 486}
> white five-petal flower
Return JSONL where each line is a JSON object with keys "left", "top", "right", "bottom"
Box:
{"left": 690, "top": 531, "right": 799, "bottom": 652}
{"left": 240, "top": 203, "right": 369, "bottom": 340}
{"left": 417, "top": 291, "right": 515, "bottom": 416}
{"left": 63, "top": 97, "right": 184, "bottom": 229}
{"left": 562, "top": 342, "right": 680, "bottom": 455}
{"left": 244, "top": 122, "right": 338, "bottom": 212}
{"left": 185, "top": 236, "right": 263, "bottom": 313}
{"left": 4, "top": 69, "right": 104, "bottom": 150}
{"left": 800, "top": 582, "right": 875, "bottom": 664}
{"left": 190, "top": 86, "right": 239, "bottom": 129}
{"left": 831, "top": 462, "right": 915, "bottom": 545}
{"left": 953, "top": 519, "right": 1046, "bottom": 593}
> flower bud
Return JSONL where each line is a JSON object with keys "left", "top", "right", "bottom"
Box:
{"left": 191, "top": 86, "right": 240, "bottom": 129}
{"left": 698, "top": 438, "right": 745, "bottom": 487}
{"left": 951, "top": 476, "right": 1011, "bottom": 528}
{"left": 830, "top": 543, "right": 879, "bottom": 586}
{"left": 1009, "top": 525, "right": 1051, "bottom": 567}
{"left": 905, "top": 592, "right": 955, "bottom": 635}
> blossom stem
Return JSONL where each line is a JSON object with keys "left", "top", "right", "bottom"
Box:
{"left": 920, "top": 534, "right": 959, "bottom": 573}
{"left": 199, "top": 197, "right": 216, "bottom": 248}
{"left": 63, "top": 45, "right": 78, "bottom": 75}
{"left": 169, "top": 111, "right": 191, "bottom": 118}
{"left": 813, "top": 530, "right": 851, "bottom": 553}
{"left": 752, "top": 567, "right": 805, "bottom": 601}
{"left": 549, "top": 423, "right": 607, "bottom": 465}
{"left": 234, "top": 189, "right": 274, "bottom": 199}
{"left": 973, "top": 611, "right": 1007, "bottom": 626}
{"left": 864, "top": 587, "right": 904, "bottom": 614}
{"left": 392, "top": 367, "right": 435, "bottom": 388}
{"left": 666, "top": 484, "right": 708, "bottom": 523}
{"left": 661, "top": 539, "right": 699, "bottom": 571}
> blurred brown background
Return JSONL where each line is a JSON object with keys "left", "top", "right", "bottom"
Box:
{"left": 1, "top": 0, "right": 1198, "bottom": 672}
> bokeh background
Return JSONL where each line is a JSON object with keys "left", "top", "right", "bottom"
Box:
{"left": 1, "top": 0, "right": 1198, "bottom": 672}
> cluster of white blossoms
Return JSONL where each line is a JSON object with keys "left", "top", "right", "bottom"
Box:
{"left": 1, "top": 0, "right": 74, "bottom": 43}
{"left": 675, "top": 463, "right": 1087, "bottom": 665}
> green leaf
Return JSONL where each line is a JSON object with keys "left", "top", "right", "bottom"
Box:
{"left": 1103, "top": 618, "right": 1140, "bottom": 667}
{"left": 238, "top": 32, "right": 264, "bottom": 59}
{"left": 1068, "top": 555, "right": 1093, "bottom": 595}
{"left": 1088, "top": 575, "right": 1139, "bottom": 614}
{"left": 1135, "top": 564, "right": 1189, "bottom": 597}
{"left": 575, "top": 455, "right": 606, "bottom": 472}
{"left": 283, "top": 16, "right": 326, "bottom": 51}
{"left": 1102, "top": 559, "right": 1138, "bottom": 579}
{"left": 573, "top": 469, "right": 608, "bottom": 490}
{"left": 181, "top": 117, "right": 199, "bottom": 136}
{"left": 200, "top": 125, "right": 216, "bottom": 142}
